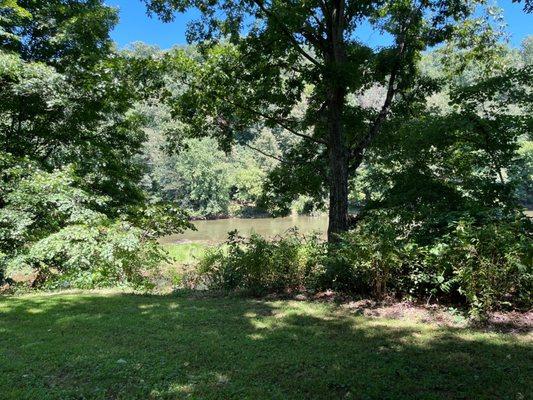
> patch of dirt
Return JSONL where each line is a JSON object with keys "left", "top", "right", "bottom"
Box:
{"left": 0, "top": 283, "right": 11, "bottom": 294}
{"left": 479, "top": 311, "right": 533, "bottom": 333}
{"left": 338, "top": 299, "right": 532, "bottom": 334}
{"left": 341, "top": 299, "right": 464, "bottom": 325}
{"left": 281, "top": 291, "right": 532, "bottom": 334}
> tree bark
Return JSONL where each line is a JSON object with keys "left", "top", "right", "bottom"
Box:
{"left": 326, "top": 0, "right": 348, "bottom": 243}
{"left": 327, "top": 86, "right": 349, "bottom": 242}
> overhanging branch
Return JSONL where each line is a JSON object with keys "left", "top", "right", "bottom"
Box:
{"left": 350, "top": 36, "right": 408, "bottom": 172}
{"left": 182, "top": 78, "right": 327, "bottom": 146}
{"left": 251, "top": 0, "right": 323, "bottom": 67}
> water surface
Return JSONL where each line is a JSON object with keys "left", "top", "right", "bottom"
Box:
{"left": 163, "top": 210, "right": 533, "bottom": 244}
{"left": 161, "top": 215, "right": 328, "bottom": 244}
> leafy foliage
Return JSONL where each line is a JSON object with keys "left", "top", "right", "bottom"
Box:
{"left": 196, "top": 214, "right": 531, "bottom": 314}
{"left": 328, "top": 212, "right": 532, "bottom": 314}
{"left": 137, "top": 85, "right": 284, "bottom": 218}
{"left": 197, "top": 230, "right": 324, "bottom": 295}
{"left": 0, "top": 158, "right": 192, "bottom": 289}
{"left": 320, "top": 46, "right": 533, "bottom": 314}
{"left": 0, "top": 2, "right": 192, "bottom": 288}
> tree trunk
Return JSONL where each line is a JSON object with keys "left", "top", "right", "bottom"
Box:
{"left": 327, "top": 85, "right": 349, "bottom": 243}
{"left": 325, "top": 0, "right": 348, "bottom": 243}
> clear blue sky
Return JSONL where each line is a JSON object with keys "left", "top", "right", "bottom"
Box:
{"left": 106, "top": 0, "right": 532, "bottom": 50}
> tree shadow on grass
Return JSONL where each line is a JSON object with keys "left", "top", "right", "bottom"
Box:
{"left": 0, "top": 292, "right": 531, "bottom": 400}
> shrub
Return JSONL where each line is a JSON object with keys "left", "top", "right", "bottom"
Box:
{"left": 194, "top": 212, "right": 532, "bottom": 314}
{"left": 326, "top": 212, "right": 532, "bottom": 314}
{"left": 5, "top": 221, "right": 164, "bottom": 289}
{"left": 196, "top": 229, "right": 324, "bottom": 295}
{"left": 324, "top": 218, "right": 406, "bottom": 297}
{"left": 430, "top": 217, "right": 532, "bottom": 315}
{"left": 0, "top": 160, "right": 192, "bottom": 289}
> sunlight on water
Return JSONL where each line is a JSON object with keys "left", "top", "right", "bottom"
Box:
{"left": 160, "top": 215, "right": 328, "bottom": 244}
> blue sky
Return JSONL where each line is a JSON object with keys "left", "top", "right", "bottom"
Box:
{"left": 106, "top": 0, "right": 532, "bottom": 50}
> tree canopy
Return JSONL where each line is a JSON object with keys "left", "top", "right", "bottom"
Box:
{"left": 143, "top": 0, "right": 488, "bottom": 241}
{"left": 0, "top": 0, "right": 191, "bottom": 288}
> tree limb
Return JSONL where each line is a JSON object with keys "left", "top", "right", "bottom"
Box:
{"left": 243, "top": 143, "right": 313, "bottom": 166}
{"left": 350, "top": 36, "right": 408, "bottom": 172}
{"left": 181, "top": 77, "right": 327, "bottom": 145}
{"left": 251, "top": 0, "right": 322, "bottom": 67}
{"left": 231, "top": 99, "right": 327, "bottom": 145}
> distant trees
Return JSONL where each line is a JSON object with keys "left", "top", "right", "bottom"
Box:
{"left": 139, "top": 104, "right": 283, "bottom": 218}
{"left": 522, "top": 36, "right": 533, "bottom": 65}
{"left": 129, "top": 44, "right": 284, "bottom": 218}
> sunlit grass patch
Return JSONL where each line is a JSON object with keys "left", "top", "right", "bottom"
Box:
{"left": 163, "top": 242, "right": 209, "bottom": 264}
{"left": 0, "top": 290, "right": 531, "bottom": 400}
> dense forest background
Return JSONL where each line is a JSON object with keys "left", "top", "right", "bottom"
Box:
{"left": 133, "top": 40, "right": 533, "bottom": 219}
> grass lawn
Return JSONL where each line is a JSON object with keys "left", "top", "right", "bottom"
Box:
{"left": 1, "top": 291, "right": 531, "bottom": 400}
{"left": 163, "top": 243, "right": 209, "bottom": 265}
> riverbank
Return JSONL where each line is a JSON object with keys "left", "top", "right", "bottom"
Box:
{"left": 165, "top": 210, "right": 533, "bottom": 244}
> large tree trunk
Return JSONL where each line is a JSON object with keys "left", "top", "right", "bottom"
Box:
{"left": 327, "top": 85, "right": 349, "bottom": 243}
{"left": 325, "top": 0, "right": 348, "bottom": 243}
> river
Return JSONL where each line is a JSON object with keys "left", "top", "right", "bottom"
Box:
{"left": 160, "top": 215, "right": 328, "bottom": 244}
{"left": 161, "top": 210, "right": 533, "bottom": 244}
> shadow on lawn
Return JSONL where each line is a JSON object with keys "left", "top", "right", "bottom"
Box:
{"left": 0, "top": 292, "right": 531, "bottom": 400}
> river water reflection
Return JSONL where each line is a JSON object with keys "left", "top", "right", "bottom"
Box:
{"left": 160, "top": 215, "right": 328, "bottom": 244}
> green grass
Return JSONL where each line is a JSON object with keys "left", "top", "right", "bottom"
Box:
{"left": 1, "top": 291, "right": 531, "bottom": 400}
{"left": 163, "top": 243, "right": 209, "bottom": 265}
{"left": 156, "top": 243, "right": 210, "bottom": 288}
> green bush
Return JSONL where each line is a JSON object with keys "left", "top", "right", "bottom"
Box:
{"left": 194, "top": 213, "right": 532, "bottom": 314}
{"left": 429, "top": 217, "right": 532, "bottom": 314}
{"left": 324, "top": 218, "right": 406, "bottom": 297}
{"left": 0, "top": 159, "right": 192, "bottom": 289}
{"left": 196, "top": 230, "right": 324, "bottom": 295}
{"left": 326, "top": 212, "right": 532, "bottom": 314}
{"left": 5, "top": 221, "right": 164, "bottom": 290}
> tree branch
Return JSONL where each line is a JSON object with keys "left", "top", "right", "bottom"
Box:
{"left": 233, "top": 100, "right": 327, "bottom": 145}
{"left": 182, "top": 77, "right": 327, "bottom": 145}
{"left": 350, "top": 36, "right": 408, "bottom": 172}
{"left": 251, "top": 0, "right": 322, "bottom": 67}
{"left": 243, "top": 143, "right": 312, "bottom": 166}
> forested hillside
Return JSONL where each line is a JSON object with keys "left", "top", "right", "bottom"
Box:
{"left": 132, "top": 40, "right": 533, "bottom": 219}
